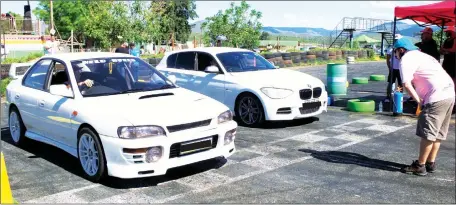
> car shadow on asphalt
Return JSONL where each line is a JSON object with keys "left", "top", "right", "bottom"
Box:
{"left": 298, "top": 148, "right": 407, "bottom": 172}
{"left": 0, "top": 128, "right": 227, "bottom": 189}
{"left": 237, "top": 117, "right": 320, "bottom": 129}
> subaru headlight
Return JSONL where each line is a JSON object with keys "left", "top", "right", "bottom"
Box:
{"left": 218, "top": 110, "right": 233, "bottom": 124}
{"left": 260, "top": 87, "right": 293, "bottom": 99}
{"left": 117, "top": 126, "right": 166, "bottom": 139}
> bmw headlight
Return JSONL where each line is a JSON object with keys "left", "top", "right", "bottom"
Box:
{"left": 218, "top": 110, "right": 233, "bottom": 124}
{"left": 260, "top": 87, "right": 293, "bottom": 99}
{"left": 117, "top": 126, "right": 166, "bottom": 139}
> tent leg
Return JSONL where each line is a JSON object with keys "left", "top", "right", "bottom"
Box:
{"left": 438, "top": 22, "right": 445, "bottom": 63}
{"left": 389, "top": 17, "right": 397, "bottom": 113}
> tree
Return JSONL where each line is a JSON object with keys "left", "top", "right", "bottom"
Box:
{"left": 260, "top": 31, "right": 269, "bottom": 40}
{"left": 201, "top": 1, "right": 263, "bottom": 49}
{"left": 147, "top": 0, "right": 198, "bottom": 44}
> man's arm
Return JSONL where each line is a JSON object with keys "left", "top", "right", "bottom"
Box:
{"left": 403, "top": 82, "right": 422, "bottom": 105}
{"left": 386, "top": 54, "right": 392, "bottom": 70}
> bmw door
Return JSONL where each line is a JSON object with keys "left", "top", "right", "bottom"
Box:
{"left": 190, "top": 52, "right": 226, "bottom": 103}
{"left": 160, "top": 51, "right": 197, "bottom": 90}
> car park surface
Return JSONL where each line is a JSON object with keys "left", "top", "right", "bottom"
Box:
{"left": 1, "top": 61, "right": 454, "bottom": 203}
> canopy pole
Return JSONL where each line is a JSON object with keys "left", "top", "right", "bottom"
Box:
{"left": 438, "top": 21, "right": 445, "bottom": 63}
{"left": 389, "top": 16, "right": 398, "bottom": 113}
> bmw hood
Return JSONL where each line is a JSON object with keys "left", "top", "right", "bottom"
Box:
{"left": 230, "top": 69, "right": 324, "bottom": 90}
{"left": 80, "top": 88, "right": 229, "bottom": 127}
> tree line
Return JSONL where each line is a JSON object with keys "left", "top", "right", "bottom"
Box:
{"left": 30, "top": 0, "right": 263, "bottom": 49}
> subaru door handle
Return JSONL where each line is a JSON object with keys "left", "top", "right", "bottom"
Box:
{"left": 14, "top": 94, "right": 20, "bottom": 99}
{"left": 38, "top": 100, "right": 45, "bottom": 107}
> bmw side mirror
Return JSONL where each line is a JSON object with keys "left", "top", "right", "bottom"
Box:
{"left": 204, "top": 65, "right": 219, "bottom": 73}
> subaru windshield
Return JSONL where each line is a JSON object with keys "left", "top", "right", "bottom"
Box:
{"left": 70, "top": 57, "right": 175, "bottom": 97}
{"left": 216, "top": 51, "right": 275, "bottom": 72}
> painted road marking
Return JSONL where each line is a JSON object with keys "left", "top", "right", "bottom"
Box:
{"left": 81, "top": 122, "right": 413, "bottom": 204}
{"left": 24, "top": 184, "right": 100, "bottom": 203}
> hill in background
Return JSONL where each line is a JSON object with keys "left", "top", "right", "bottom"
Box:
{"left": 190, "top": 20, "right": 432, "bottom": 41}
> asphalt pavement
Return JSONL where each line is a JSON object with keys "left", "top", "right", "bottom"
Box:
{"left": 0, "top": 61, "right": 454, "bottom": 203}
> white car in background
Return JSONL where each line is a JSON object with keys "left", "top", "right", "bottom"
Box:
{"left": 156, "top": 47, "right": 328, "bottom": 127}
{"left": 4, "top": 52, "right": 237, "bottom": 182}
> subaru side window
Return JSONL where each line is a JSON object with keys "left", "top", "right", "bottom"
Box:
{"left": 166, "top": 53, "right": 178, "bottom": 68}
{"left": 23, "top": 59, "right": 52, "bottom": 90}
{"left": 175, "top": 52, "right": 196, "bottom": 70}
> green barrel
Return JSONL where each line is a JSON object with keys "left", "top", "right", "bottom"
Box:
{"left": 326, "top": 63, "right": 347, "bottom": 96}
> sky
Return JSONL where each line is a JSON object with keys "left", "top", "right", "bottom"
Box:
{"left": 1, "top": 1, "right": 439, "bottom": 30}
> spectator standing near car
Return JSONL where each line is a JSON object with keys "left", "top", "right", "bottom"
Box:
{"left": 115, "top": 42, "right": 129, "bottom": 54}
{"left": 394, "top": 38, "right": 455, "bottom": 176}
{"left": 128, "top": 43, "right": 139, "bottom": 57}
{"left": 440, "top": 27, "right": 455, "bottom": 82}
{"left": 415, "top": 27, "right": 440, "bottom": 61}
{"left": 385, "top": 34, "right": 404, "bottom": 102}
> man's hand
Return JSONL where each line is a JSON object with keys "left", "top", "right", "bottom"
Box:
{"left": 78, "top": 79, "right": 94, "bottom": 87}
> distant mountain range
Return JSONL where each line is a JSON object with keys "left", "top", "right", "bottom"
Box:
{"left": 191, "top": 20, "right": 439, "bottom": 39}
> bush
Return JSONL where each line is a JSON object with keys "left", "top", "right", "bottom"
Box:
{"left": 1, "top": 52, "right": 44, "bottom": 64}
{"left": 1, "top": 77, "right": 12, "bottom": 97}
{"left": 140, "top": 53, "right": 164, "bottom": 59}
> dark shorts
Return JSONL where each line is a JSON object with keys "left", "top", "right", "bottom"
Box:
{"left": 416, "top": 98, "right": 455, "bottom": 141}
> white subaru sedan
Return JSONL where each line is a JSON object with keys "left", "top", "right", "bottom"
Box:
{"left": 156, "top": 47, "right": 328, "bottom": 127}
{"left": 4, "top": 52, "right": 237, "bottom": 182}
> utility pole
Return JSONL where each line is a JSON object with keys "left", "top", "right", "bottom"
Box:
{"left": 50, "top": 0, "right": 54, "bottom": 32}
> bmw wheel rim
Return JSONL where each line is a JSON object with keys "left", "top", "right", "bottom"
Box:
{"left": 239, "top": 97, "right": 260, "bottom": 125}
{"left": 79, "top": 134, "right": 99, "bottom": 176}
{"left": 9, "top": 111, "right": 20, "bottom": 143}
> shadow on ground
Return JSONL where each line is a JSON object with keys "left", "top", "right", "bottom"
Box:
{"left": 299, "top": 148, "right": 407, "bottom": 172}
{"left": 236, "top": 117, "right": 320, "bottom": 129}
{"left": 0, "top": 128, "right": 227, "bottom": 189}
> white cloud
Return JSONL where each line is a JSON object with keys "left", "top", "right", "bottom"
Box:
{"left": 369, "top": 1, "right": 396, "bottom": 9}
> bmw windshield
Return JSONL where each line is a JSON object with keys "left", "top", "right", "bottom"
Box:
{"left": 216, "top": 51, "right": 276, "bottom": 72}
{"left": 70, "top": 57, "right": 175, "bottom": 97}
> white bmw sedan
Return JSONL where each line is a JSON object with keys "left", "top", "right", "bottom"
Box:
{"left": 4, "top": 52, "right": 237, "bottom": 182}
{"left": 156, "top": 47, "right": 328, "bottom": 127}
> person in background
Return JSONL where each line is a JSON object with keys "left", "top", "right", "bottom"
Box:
{"left": 415, "top": 27, "right": 440, "bottom": 61}
{"left": 44, "top": 35, "right": 59, "bottom": 55}
{"left": 440, "top": 27, "right": 455, "bottom": 82}
{"left": 129, "top": 43, "right": 139, "bottom": 57}
{"left": 40, "top": 36, "right": 48, "bottom": 55}
{"left": 394, "top": 38, "right": 455, "bottom": 176}
{"left": 140, "top": 45, "right": 145, "bottom": 55}
{"left": 385, "top": 34, "right": 404, "bottom": 102}
{"left": 115, "top": 42, "right": 129, "bottom": 54}
{"left": 440, "top": 26, "right": 456, "bottom": 113}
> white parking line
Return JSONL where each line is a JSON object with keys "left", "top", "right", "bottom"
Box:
{"left": 24, "top": 184, "right": 100, "bottom": 203}
{"left": 19, "top": 118, "right": 413, "bottom": 203}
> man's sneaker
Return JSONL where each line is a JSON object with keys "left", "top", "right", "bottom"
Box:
{"left": 401, "top": 160, "right": 427, "bottom": 176}
{"left": 425, "top": 162, "right": 436, "bottom": 173}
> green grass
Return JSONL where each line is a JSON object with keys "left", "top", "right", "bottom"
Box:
{"left": 1, "top": 52, "right": 44, "bottom": 64}
{"left": 1, "top": 77, "right": 12, "bottom": 97}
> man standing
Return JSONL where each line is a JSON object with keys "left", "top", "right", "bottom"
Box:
{"left": 114, "top": 42, "right": 129, "bottom": 54}
{"left": 414, "top": 27, "right": 440, "bottom": 61}
{"left": 385, "top": 34, "right": 403, "bottom": 102}
{"left": 128, "top": 43, "right": 139, "bottom": 57}
{"left": 44, "top": 35, "right": 59, "bottom": 55}
{"left": 440, "top": 27, "right": 455, "bottom": 82}
{"left": 394, "top": 38, "right": 455, "bottom": 176}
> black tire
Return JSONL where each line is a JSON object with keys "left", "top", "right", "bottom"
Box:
{"left": 281, "top": 52, "right": 291, "bottom": 58}
{"left": 264, "top": 53, "right": 274, "bottom": 59}
{"left": 282, "top": 56, "right": 292, "bottom": 61}
{"left": 77, "top": 127, "right": 107, "bottom": 182}
{"left": 235, "top": 93, "right": 265, "bottom": 127}
{"left": 274, "top": 53, "right": 282, "bottom": 58}
{"left": 8, "top": 106, "right": 27, "bottom": 146}
{"left": 290, "top": 52, "right": 299, "bottom": 56}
